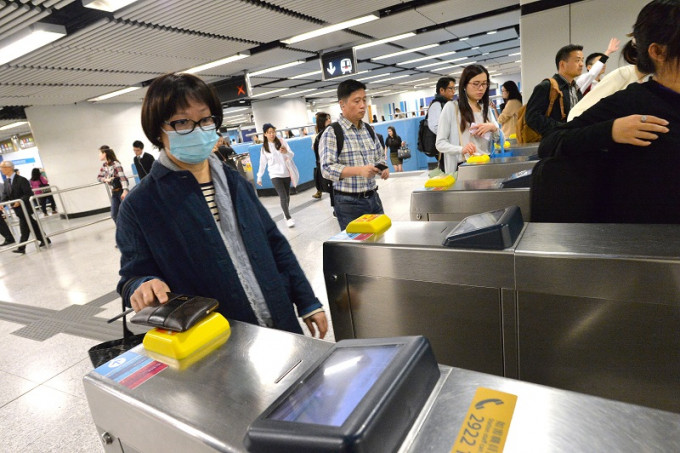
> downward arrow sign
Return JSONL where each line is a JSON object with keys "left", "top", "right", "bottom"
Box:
{"left": 326, "top": 62, "right": 336, "bottom": 75}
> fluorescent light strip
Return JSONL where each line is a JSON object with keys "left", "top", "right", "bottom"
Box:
{"left": 0, "top": 121, "right": 28, "bottom": 131}
{"left": 308, "top": 88, "right": 337, "bottom": 97}
{"left": 88, "top": 86, "right": 140, "bottom": 102}
{"left": 282, "top": 14, "right": 378, "bottom": 45}
{"left": 370, "top": 74, "right": 410, "bottom": 83}
{"left": 281, "top": 88, "right": 317, "bottom": 97}
{"left": 417, "top": 56, "right": 467, "bottom": 69}
{"left": 399, "top": 77, "right": 429, "bottom": 84}
{"left": 250, "top": 88, "right": 287, "bottom": 98}
{"left": 510, "top": 52, "right": 521, "bottom": 56}
{"left": 0, "top": 23, "right": 67, "bottom": 65}
{"left": 223, "top": 107, "right": 249, "bottom": 113}
{"left": 371, "top": 44, "right": 439, "bottom": 61}
{"left": 333, "top": 70, "right": 368, "bottom": 81}
{"left": 487, "top": 30, "right": 497, "bottom": 35}
{"left": 367, "top": 90, "right": 391, "bottom": 96}
{"left": 185, "top": 53, "right": 249, "bottom": 74}
{"left": 354, "top": 32, "right": 415, "bottom": 50}
{"left": 82, "top": 0, "right": 138, "bottom": 12}
{"left": 414, "top": 81, "right": 435, "bottom": 87}
{"left": 249, "top": 61, "right": 304, "bottom": 77}
{"left": 399, "top": 51, "right": 457, "bottom": 65}
{"left": 459, "top": 37, "right": 469, "bottom": 41}
{"left": 357, "top": 72, "right": 391, "bottom": 81}
{"left": 289, "top": 70, "right": 322, "bottom": 80}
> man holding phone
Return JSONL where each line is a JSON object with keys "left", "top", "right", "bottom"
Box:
{"left": 319, "top": 79, "right": 389, "bottom": 230}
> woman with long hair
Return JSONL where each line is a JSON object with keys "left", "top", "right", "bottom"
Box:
{"left": 116, "top": 72, "right": 327, "bottom": 338}
{"left": 497, "top": 81, "right": 523, "bottom": 138}
{"left": 538, "top": 0, "right": 680, "bottom": 223}
{"left": 256, "top": 123, "right": 296, "bottom": 227}
{"left": 435, "top": 64, "right": 500, "bottom": 171}
{"left": 30, "top": 168, "right": 58, "bottom": 215}
{"left": 385, "top": 126, "right": 406, "bottom": 172}
{"left": 312, "top": 112, "right": 331, "bottom": 199}
{"left": 96, "top": 146, "right": 129, "bottom": 224}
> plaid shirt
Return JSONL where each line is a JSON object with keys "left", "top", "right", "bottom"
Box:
{"left": 319, "top": 115, "right": 385, "bottom": 193}
{"left": 97, "top": 161, "right": 129, "bottom": 190}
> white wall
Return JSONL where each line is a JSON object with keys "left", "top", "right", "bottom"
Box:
{"left": 251, "top": 97, "right": 309, "bottom": 134}
{"left": 520, "top": 0, "right": 646, "bottom": 95}
{"left": 25, "top": 102, "right": 156, "bottom": 215}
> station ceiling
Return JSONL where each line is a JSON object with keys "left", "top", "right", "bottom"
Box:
{"left": 0, "top": 0, "right": 521, "bottom": 133}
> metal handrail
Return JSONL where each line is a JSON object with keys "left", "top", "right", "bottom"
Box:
{"left": 30, "top": 182, "right": 112, "bottom": 241}
{"left": 31, "top": 184, "right": 66, "bottom": 217}
{"left": 0, "top": 198, "right": 40, "bottom": 254}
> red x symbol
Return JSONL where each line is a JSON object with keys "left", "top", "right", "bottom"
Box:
{"left": 236, "top": 84, "right": 246, "bottom": 96}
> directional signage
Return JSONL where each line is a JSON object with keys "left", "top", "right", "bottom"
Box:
{"left": 320, "top": 48, "right": 357, "bottom": 81}
{"left": 211, "top": 75, "right": 251, "bottom": 103}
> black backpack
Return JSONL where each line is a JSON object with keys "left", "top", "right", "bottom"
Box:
{"left": 330, "top": 121, "right": 376, "bottom": 155}
{"left": 417, "top": 99, "right": 446, "bottom": 157}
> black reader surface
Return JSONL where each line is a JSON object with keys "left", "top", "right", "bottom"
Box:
{"left": 244, "top": 336, "right": 440, "bottom": 453}
{"left": 442, "top": 205, "right": 524, "bottom": 249}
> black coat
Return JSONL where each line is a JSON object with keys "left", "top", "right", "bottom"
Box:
{"left": 526, "top": 74, "right": 581, "bottom": 137}
{"left": 133, "top": 152, "right": 155, "bottom": 179}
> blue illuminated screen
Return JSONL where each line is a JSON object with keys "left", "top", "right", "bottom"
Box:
{"left": 267, "top": 345, "right": 401, "bottom": 427}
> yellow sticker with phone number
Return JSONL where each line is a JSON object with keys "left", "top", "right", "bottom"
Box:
{"left": 450, "top": 387, "right": 517, "bottom": 453}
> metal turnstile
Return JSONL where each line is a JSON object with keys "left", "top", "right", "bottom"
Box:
{"left": 84, "top": 321, "right": 680, "bottom": 452}
{"left": 410, "top": 178, "right": 530, "bottom": 221}
{"left": 324, "top": 221, "right": 680, "bottom": 413}
{"left": 457, "top": 155, "right": 537, "bottom": 181}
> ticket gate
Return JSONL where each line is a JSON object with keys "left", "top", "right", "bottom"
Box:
{"left": 84, "top": 321, "right": 680, "bottom": 452}
{"left": 457, "top": 155, "right": 537, "bottom": 181}
{"left": 324, "top": 221, "right": 680, "bottom": 413}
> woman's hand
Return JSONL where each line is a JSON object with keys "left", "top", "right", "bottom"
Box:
{"left": 130, "top": 279, "right": 170, "bottom": 312}
{"left": 612, "top": 115, "right": 669, "bottom": 146}
{"left": 471, "top": 122, "right": 497, "bottom": 137}
{"left": 279, "top": 146, "right": 288, "bottom": 154}
{"left": 257, "top": 180, "right": 262, "bottom": 187}
{"left": 121, "top": 189, "right": 128, "bottom": 201}
{"left": 304, "top": 311, "right": 329, "bottom": 339}
{"left": 462, "top": 142, "right": 477, "bottom": 156}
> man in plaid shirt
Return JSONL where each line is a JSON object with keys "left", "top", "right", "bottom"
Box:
{"left": 319, "top": 79, "right": 389, "bottom": 230}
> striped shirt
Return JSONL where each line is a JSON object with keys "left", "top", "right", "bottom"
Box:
{"left": 200, "top": 181, "right": 219, "bottom": 222}
{"left": 319, "top": 115, "right": 386, "bottom": 193}
{"left": 97, "top": 161, "right": 129, "bottom": 190}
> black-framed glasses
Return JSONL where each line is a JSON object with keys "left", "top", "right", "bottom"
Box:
{"left": 468, "top": 81, "right": 489, "bottom": 89}
{"left": 164, "top": 115, "right": 217, "bottom": 135}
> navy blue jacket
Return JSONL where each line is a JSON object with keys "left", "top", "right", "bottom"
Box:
{"left": 116, "top": 160, "right": 321, "bottom": 334}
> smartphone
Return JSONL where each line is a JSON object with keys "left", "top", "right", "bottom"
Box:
{"left": 375, "top": 163, "right": 388, "bottom": 171}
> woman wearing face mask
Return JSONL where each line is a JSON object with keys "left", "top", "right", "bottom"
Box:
{"left": 435, "top": 64, "right": 499, "bottom": 172}
{"left": 116, "top": 72, "right": 328, "bottom": 339}
{"left": 256, "top": 124, "right": 296, "bottom": 228}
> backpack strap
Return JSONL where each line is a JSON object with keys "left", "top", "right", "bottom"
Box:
{"left": 545, "top": 78, "right": 566, "bottom": 121}
{"left": 330, "top": 121, "right": 376, "bottom": 157}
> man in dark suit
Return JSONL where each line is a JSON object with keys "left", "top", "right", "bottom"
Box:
{"left": 132, "top": 140, "right": 155, "bottom": 180}
{"left": 0, "top": 161, "right": 48, "bottom": 254}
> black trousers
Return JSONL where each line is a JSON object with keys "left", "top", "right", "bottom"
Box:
{"left": 0, "top": 214, "right": 14, "bottom": 242}
{"left": 13, "top": 203, "right": 44, "bottom": 244}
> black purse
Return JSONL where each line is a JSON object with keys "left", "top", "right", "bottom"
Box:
{"left": 130, "top": 293, "right": 219, "bottom": 332}
{"left": 111, "top": 176, "right": 123, "bottom": 191}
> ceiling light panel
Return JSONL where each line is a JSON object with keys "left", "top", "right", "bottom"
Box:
{"left": 270, "top": 0, "right": 398, "bottom": 23}
{"left": 282, "top": 14, "right": 378, "bottom": 44}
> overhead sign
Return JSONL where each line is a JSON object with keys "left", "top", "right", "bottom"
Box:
{"left": 212, "top": 75, "right": 251, "bottom": 103}
{"left": 320, "top": 48, "right": 357, "bottom": 81}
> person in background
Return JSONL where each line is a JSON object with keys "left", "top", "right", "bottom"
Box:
{"left": 319, "top": 79, "right": 389, "bottom": 231}
{"left": 97, "top": 146, "right": 129, "bottom": 224}
{"left": 372, "top": 114, "right": 378, "bottom": 123}
{"left": 385, "top": 126, "right": 406, "bottom": 172}
{"left": 117, "top": 72, "right": 327, "bottom": 338}
{"left": 436, "top": 64, "right": 499, "bottom": 172}
{"left": 0, "top": 175, "right": 16, "bottom": 245}
{"left": 537, "top": 0, "right": 680, "bottom": 223}
{"left": 312, "top": 112, "right": 331, "bottom": 200}
{"left": 257, "top": 123, "right": 296, "bottom": 228}
{"left": 287, "top": 130, "right": 295, "bottom": 139}
{"left": 0, "top": 160, "right": 48, "bottom": 254}
{"left": 497, "top": 81, "right": 523, "bottom": 139}
{"left": 568, "top": 40, "right": 650, "bottom": 121}
{"left": 30, "top": 168, "right": 57, "bottom": 215}
{"left": 132, "top": 140, "right": 155, "bottom": 180}
{"left": 212, "top": 135, "right": 236, "bottom": 170}
{"left": 575, "top": 38, "right": 621, "bottom": 95}
{"left": 428, "top": 77, "right": 456, "bottom": 171}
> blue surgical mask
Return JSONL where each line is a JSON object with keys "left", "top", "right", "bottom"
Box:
{"left": 164, "top": 125, "right": 218, "bottom": 164}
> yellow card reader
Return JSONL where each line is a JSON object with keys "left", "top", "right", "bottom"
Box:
{"left": 346, "top": 214, "right": 392, "bottom": 234}
{"left": 425, "top": 173, "right": 455, "bottom": 188}
{"left": 467, "top": 154, "right": 491, "bottom": 164}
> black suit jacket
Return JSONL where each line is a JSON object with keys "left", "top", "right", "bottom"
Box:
{"left": 3, "top": 175, "right": 34, "bottom": 207}
{"left": 134, "top": 152, "right": 155, "bottom": 179}
{"left": 526, "top": 73, "right": 582, "bottom": 137}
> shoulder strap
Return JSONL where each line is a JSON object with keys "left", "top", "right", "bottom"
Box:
{"left": 330, "top": 122, "right": 344, "bottom": 157}
{"left": 546, "top": 78, "right": 566, "bottom": 120}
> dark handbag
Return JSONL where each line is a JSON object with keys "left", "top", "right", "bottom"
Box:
{"left": 130, "top": 293, "right": 219, "bottom": 332}
{"left": 88, "top": 299, "right": 145, "bottom": 368}
{"left": 397, "top": 144, "right": 411, "bottom": 159}
{"left": 111, "top": 176, "right": 123, "bottom": 191}
{"left": 314, "top": 167, "right": 333, "bottom": 193}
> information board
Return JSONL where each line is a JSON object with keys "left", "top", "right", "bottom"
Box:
{"left": 320, "top": 48, "right": 357, "bottom": 81}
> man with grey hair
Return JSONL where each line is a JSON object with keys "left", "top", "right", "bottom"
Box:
{"left": 0, "top": 160, "right": 48, "bottom": 254}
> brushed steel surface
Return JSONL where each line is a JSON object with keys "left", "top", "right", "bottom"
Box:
{"left": 458, "top": 159, "right": 537, "bottom": 181}
{"left": 501, "top": 288, "right": 519, "bottom": 379}
{"left": 407, "top": 367, "right": 680, "bottom": 453}
{"left": 505, "top": 142, "right": 540, "bottom": 156}
{"left": 83, "top": 321, "right": 332, "bottom": 453}
{"left": 410, "top": 188, "right": 531, "bottom": 221}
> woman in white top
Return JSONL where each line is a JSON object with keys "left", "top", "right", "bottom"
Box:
{"left": 256, "top": 123, "right": 296, "bottom": 228}
{"left": 435, "top": 64, "right": 500, "bottom": 172}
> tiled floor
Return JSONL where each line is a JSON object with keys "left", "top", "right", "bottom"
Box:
{"left": 0, "top": 170, "right": 429, "bottom": 452}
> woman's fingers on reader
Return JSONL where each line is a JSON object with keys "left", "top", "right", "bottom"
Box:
{"left": 612, "top": 115, "right": 669, "bottom": 146}
{"left": 130, "top": 279, "right": 170, "bottom": 311}
{"left": 305, "top": 312, "right": 328, "bottom": 339}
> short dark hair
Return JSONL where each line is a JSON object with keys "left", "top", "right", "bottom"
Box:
{"left": 586, "top": 52, "right": 606, "bottom": 67}
{"left": 337, "top": 79, "right": 366, "bottom": 101}
{"left": 555, "top": 44, "right": 583, "bottom": 69}
{"left": 633, "top": 0, "right": 680, "bottom": 74}
{"left": 436, "top": 77, "right": 456, "bottom": 95}
{"left": 141, "top": 73, "right": 223, "bottom": 150}
{"left": 132, "top": 140, "right": 144, "bottom": 149}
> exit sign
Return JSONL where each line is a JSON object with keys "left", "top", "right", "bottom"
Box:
{"left": 320, "top": 48, "right": 357, "bottom": 81}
